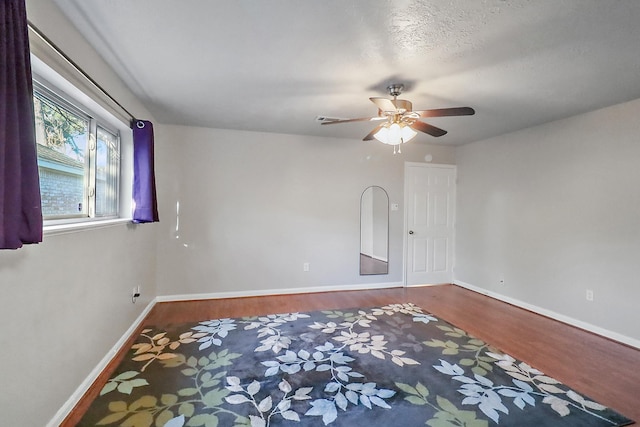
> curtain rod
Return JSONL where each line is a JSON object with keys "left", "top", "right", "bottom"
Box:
{"left": 27, "top": 20, "right": 137, "bottom": 124}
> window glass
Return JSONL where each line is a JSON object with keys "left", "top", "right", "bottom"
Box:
{"left": 33, "top": 90, "right": 89, "bottom": 217}
{"left": 96, "top": 126, "right": 120, "bottom": 217}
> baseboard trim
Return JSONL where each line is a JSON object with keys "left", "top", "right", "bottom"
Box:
{"left": 46, "top": 298, "right": 157, "bottom": 427}
{"left": 453, "top": 280, "right": 640, "bottom": 350}
{"left": 156, "top": 281, "right": 404, "bottom": 302}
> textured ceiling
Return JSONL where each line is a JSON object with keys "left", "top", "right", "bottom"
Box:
{"left": 53, "top": 0, "right": 640, "bottom": 146}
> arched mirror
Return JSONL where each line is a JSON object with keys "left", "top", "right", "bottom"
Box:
{"left": 360, "top": 186, "right": 389, "bottom": 275}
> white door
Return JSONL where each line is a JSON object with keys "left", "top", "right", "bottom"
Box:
{"left": 405, "top": 163, "right": 456, "bottom": 285}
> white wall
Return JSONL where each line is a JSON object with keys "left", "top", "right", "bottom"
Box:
{"left": 371, "top": 188, "right": 389, "bottom": 262}
{"left": 455, "top": 97, "right": 640, "bottom": 342}
{"left": 0, "top": 226, "right": 156, "bottom": 425}
{"left": 0, "top": 2, "right": 157, "bottom": 426}
{"left": 360, "top": 187, "right": 374, "bottom": 257}
{"left": 359, "top": 187, "right": 388, "bottom": 262}
{"left": 155, "top": 124, "right": 455, "bottom": 296}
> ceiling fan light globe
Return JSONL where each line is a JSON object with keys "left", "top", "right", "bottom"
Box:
{"left": 373, "top": 122, "right": 416, "bottom": 146}
{"left": 389, "top": 122, "right": 402, "bottom": 144}
{"left": 401, "top": 125, "right": 417, "bottom": 142}
{"left": 373, "top": 126, "right": 389, "bottom": 144}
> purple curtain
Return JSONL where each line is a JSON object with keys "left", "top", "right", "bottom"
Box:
{"left": 0, "top": 0, "right": 43, "bottom": 249}
{"left": 132, "top": 120, "right": 159, "bottom": 223}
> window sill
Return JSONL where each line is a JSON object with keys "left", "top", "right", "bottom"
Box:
{"left": 43, "top": 218, "right": 133, "bottom": 236}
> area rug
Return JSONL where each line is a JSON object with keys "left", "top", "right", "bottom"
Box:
{"left": 78, "top": 303, "right": 633, "bottom": 426}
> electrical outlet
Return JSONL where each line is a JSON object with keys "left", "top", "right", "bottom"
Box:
{"left": 586, "top": 289, "right": 594, "bottom": 302}
{"left": 132, "top": 286, "right": 141, "bottom": 303}
{"left": 303, "top": 262, "right": 310, "bottom": 272}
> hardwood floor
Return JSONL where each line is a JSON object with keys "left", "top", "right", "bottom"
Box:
{"left": 62, "top": 284, "right": 640, "bottom": 425}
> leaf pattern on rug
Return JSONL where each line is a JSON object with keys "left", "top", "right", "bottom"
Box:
{"left": 429, "top": 355, "right": 621, "bottom": 425}
{"left": 96, "top": 349, "right": 244, "bottom": 427}
{"left": 78, "top": 303, "right": 633, "bottom": 427}
{"left": 395, "top": 381, "right": 489, "bottom": 427}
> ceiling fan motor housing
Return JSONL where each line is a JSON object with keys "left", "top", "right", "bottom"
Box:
{"left": 387, "top": 84, "right": 404, "bottom": 97}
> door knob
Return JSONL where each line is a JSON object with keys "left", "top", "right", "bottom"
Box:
{"left": 409, "top": 230, "right": 414, "bottom": 235}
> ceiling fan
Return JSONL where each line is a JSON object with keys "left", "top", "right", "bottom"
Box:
{"left": 321, "top": 84, "right": 475, "bottom": 153}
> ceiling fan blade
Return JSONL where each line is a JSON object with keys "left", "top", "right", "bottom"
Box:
{"left": 321, "top": 116, "right": 386, "bottom": 125}
{"left": 369, "top": 97, "right": 397, "bottom": 113}
{"left": 414, "top": 107, "right": 475, "bottom": 118}
{"left": 363, "top": 124, "right": 384, "bottom": 141}
{"left": 412, "top": 120, "right": 448, "bottom": 137}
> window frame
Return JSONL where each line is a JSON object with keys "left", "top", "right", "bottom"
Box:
{"left": 31, "top": 54, "right": 134, "bottom": 233}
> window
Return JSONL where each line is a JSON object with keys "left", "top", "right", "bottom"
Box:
{"left": 33, "top": 81, "right": 121, "bottom": 223}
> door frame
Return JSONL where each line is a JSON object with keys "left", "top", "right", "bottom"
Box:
{"left": 403, "top": 162, "right": 457, "bottom": 286}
